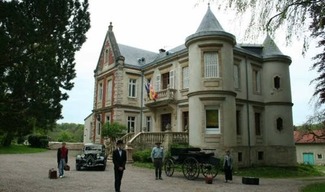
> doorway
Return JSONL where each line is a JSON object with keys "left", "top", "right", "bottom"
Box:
{"left": 303, "top": 153, "right": 314, "bottom": 165}
{"left": 161, "top": 113, "right": 171, "bottom": 132}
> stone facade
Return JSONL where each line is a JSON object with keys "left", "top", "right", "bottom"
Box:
{"left": 85, "top": 5, "right": 296, "bottom": 167}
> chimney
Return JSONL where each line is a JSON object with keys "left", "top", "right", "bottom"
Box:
{"left": 159, "top": 48, "right": 166, "bottom": 53}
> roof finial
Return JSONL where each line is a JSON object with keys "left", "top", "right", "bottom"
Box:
{"left": 108, "top": 22, "right": 113, "bottom": 31}
{"left": 208, "top": 3, "right": 210, "bottom": 8}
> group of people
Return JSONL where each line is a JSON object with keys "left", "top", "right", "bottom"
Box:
{"left": 57, "top": 140, "right": 233, "bottom": 192}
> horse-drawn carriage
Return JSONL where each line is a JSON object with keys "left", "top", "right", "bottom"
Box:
{"left": 164, "top": 147, "right": 221, "bottom": 180}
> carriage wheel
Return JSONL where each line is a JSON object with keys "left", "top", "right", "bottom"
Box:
{"left": 201, "top": 163, "right": 219, "bottom": 178}
{"left": 182, "top": 157, "right": 200, "bottom": 180}
{"left": 164, "top": 158, "right": 175, "bottom": 177}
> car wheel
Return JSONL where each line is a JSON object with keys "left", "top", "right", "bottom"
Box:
{"left": 100, "top": 165, "right": 106, "bottom": 171}
{"left": 76, "top": 164, "right": 81, "bottom": 171}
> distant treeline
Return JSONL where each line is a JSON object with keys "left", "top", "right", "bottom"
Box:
{"left": 47, "top": 123, "right": 84, "bottom": 142}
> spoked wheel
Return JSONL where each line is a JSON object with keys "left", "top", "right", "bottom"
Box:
{"left": 164, "top": 158, "right": 175, "bottom": 177}
{"left": 201, "top": 163, "right": 219, "bottom": 178}
{"left": 182, "top": 157, "right": 200, "bottom": 180}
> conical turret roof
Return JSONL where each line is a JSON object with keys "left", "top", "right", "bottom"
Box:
{"left": 262, "top": 34, "right": 283, "bottom": 56}
{"left": 196, "top": 4, "right": 224, "bottom": 33}
{"left": 185, "top": 4, "right": 236, "bottom": 47}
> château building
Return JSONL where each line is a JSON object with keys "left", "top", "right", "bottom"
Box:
{"left": 84, "top": 5, "right": 296, "bottom": 167}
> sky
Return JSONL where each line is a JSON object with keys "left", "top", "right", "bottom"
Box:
{"left": 58, "top": 0, "right": 320, "bottom": 126}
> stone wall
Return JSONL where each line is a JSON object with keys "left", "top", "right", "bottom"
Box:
{"left": 48, "top": 142, "right": 84, "bottom": 150}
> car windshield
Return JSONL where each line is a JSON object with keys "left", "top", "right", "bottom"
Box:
{"left": 85, "top": 145, "right": 102, "bottom": 151}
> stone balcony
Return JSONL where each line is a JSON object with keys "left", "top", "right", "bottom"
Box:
{"left": 145, "top": 88, "right": 177, "bottom": 107}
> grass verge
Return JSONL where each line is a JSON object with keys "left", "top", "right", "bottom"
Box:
{"left": 133, "top": 162, "right": 325, "bottom": 179}
{"left": 0, "top": 144, "right": 48, "bottom": 154}
{"left": 301, "top": 182, "right": 325, "bottom": 192}
{"left": 235, "top": 164, "right": 325, "bottom": 178}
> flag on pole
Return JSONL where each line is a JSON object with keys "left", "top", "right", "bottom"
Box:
{"left": 145, "top": 82, "right": 150, "bottom": 98}
{"left": 149, "top": 84, "right": 158, "bottom": 101}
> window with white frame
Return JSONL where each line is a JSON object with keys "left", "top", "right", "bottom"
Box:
{"left": 98, "top": 83, "right": 103, "bottom": 100}
{"left": 234, "top": 64, "right": 240, "bottom": 89}
{"left": 127, "top": 116, "right": 135, "bottom": 133}
{"left": 106, "top": 79, "right": 112, "bottom": 102}
{"left": 169, "top": 70, "right": 175, "bottom": 89}
{"left": 204, "top": 52, "right": 218, "bottom": 78}
{"left": 182, "top": 66, "right": 189, "bottom": 89}
{"left": 155, "top": 75, "right": 161, "bottom": 91}
{"left": 128, "top": 79, "right": 136, "bottom": 97}
{"left": 205, "top": 108, "right": 220, "bottom": 134}
{"left": 253, "top": 68, "right": 261, "bottom": 93}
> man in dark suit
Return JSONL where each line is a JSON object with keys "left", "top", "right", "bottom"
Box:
{"left": 112, "top": 140, "right": 127, "bottom": 192}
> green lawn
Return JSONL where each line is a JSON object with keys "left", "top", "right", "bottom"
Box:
{"left": 133, "top": 162, "right": 325, "bottom": 179}
{"left": 301, "top": 183, "right": 325, "bottom": 192}
{"left": 0, "top": 144, "right": 48, "bottom": 154}
{"left": 235, "top": 165, "right": 325, "bottom": 178}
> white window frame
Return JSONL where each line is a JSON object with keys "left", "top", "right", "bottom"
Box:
{"left": 128, "top": 79, "right": 137, "bottom": 98}
{"left": 155, "top": 75, "right": 161, "bottom": 91}
{"left": 106, "top": 79, "right": 112, "bottom": 102}
{"left": 169, "top": 70, "right": 175, "bottom": 89}
{"left": 127, "top": 116, "right": 136, "bottom": 133}
{"left": 98, "top": 83, "right": 103, "bottom": 100}
{"left": 205, "top": 107, "right": 220, "bottom": 134}
{"left": 253, "top": 68, "right": 261, "bottom": 93}
{"left": 204, "top": 52, "right": 219, "bottom": 78}
{"left": 182, "top": 66, "right": 189, "bottom": 89}
{"left": 234, "top": 64, "right": 240, "bottom": 89}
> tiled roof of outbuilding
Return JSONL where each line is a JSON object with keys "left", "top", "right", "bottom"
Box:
{"left": 294, "top": 130, "right": 325, "bottom": 144}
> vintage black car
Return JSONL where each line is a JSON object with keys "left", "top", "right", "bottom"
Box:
{"left": 76, "top": 143, "right": 107, "bottom": 171}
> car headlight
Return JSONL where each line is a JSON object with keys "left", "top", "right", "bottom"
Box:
{"left": 81, "top": 154, "right": 85, "bottom": 158}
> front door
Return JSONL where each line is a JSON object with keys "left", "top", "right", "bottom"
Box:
{"left": 161, "top": 113, "right": 171, "bottom": 132}
{"left": 303, "top": 153, "right": 314, "bottom": 165}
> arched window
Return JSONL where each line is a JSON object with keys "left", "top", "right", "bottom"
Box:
{"left": 274, "top": 76, "right": 280, "bottom": 89}
{"left": 276, "top": 117, "right": 283, "bottom": 131}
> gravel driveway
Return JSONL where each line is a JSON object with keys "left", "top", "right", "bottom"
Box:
{"left": 0, "top": 150, "right": 324, "bottom": 192}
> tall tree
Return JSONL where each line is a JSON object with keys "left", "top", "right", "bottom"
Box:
{"left": 0, "top": 0, "right": 90, "bottom": 146}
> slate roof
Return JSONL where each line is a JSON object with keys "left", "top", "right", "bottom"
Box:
{"left": 261, "top": 34, "right": 284, "bottom": 57}
{"left": 195, "top": 4, "right": 224, "bottom": 33}
{"left": 118, "top": 44, "right": 158, "bottom": 66}
{"left": 294, "top": 130, "right": 325, "bottom": 144}
{"left": 102, "top": 5, "right": 288, "bottom": 69}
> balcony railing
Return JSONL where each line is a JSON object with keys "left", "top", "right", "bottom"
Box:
{"left": 145, "top": 88, "right": 177, "bottom": 106}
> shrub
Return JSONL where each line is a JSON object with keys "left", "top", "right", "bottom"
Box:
{"left": 133, "top": 149, "right": 152, "bottom": 163}
{"left": 28, "top": 135, "right": 49, "bottom": 148}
